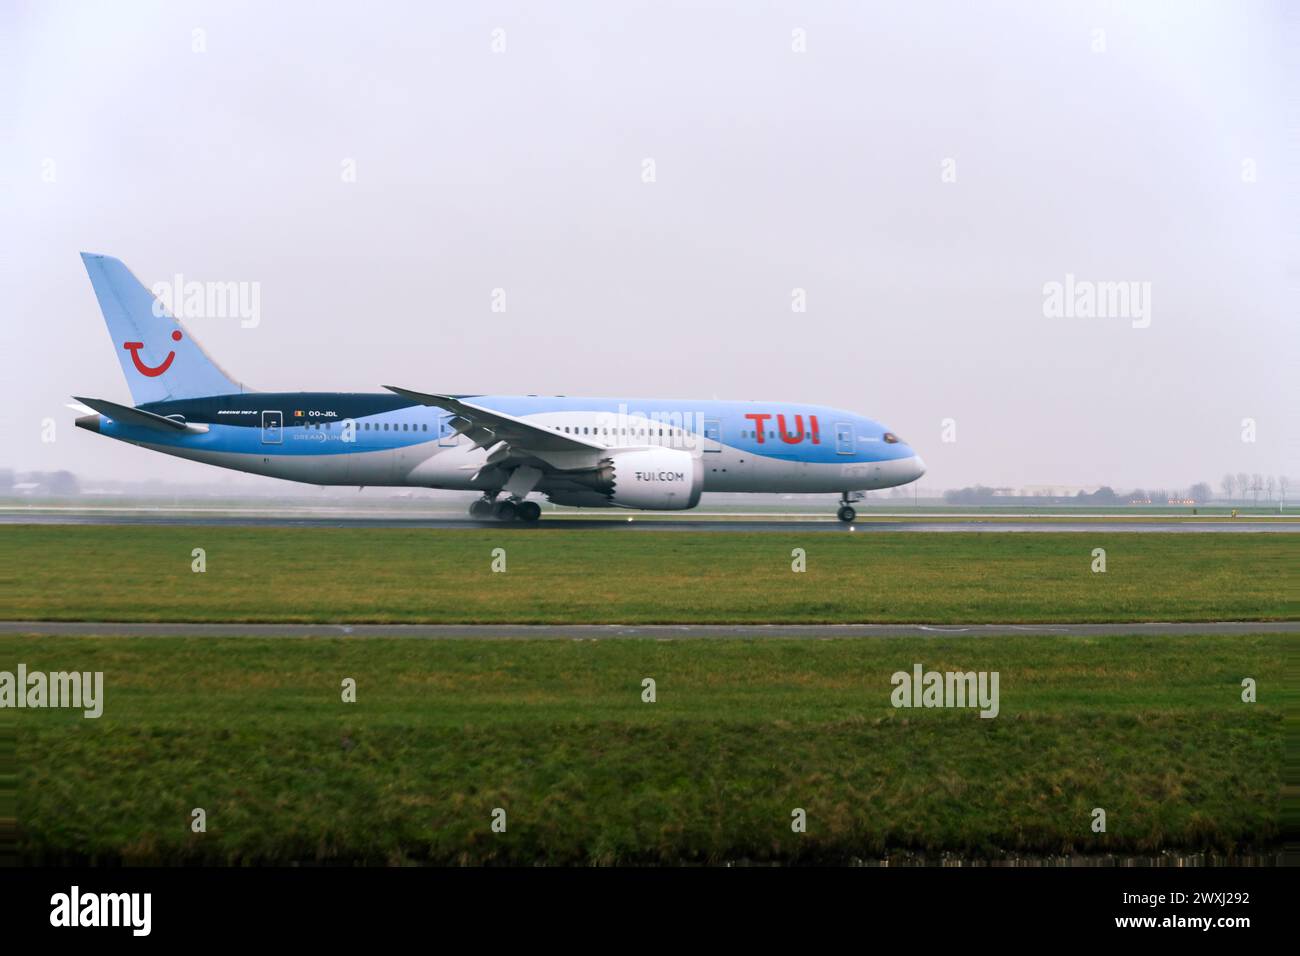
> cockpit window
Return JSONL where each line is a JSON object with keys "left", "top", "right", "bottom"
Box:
{"left": 883, "top": 432, "right": 901, "bottom": 444}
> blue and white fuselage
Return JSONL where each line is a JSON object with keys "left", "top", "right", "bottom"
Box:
{"left": 73, "top": 254, "right": 924, "bottom": 521}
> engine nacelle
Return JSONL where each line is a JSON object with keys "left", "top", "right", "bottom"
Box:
{"left": 561, "top": 448, "right": 702, "bottom": 510}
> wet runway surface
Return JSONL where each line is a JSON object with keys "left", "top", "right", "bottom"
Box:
{"left": 2, "top": 621, "right": 1294, "bottom": 639}
{"left": 3, "top": 511, "right": 1296, "bottom": 533}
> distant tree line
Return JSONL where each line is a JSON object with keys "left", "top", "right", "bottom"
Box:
{"left": 0, "top": 469, "right": 81, "bottom": 496}
{"left": 943, "top": 485, "right": 1130, "bottom": 506}
{"left": 1220, "top": 473, "right": 1290, "bottom": 506}
{"left": 943, "top": 478, "right": 1291, "bottom": 507}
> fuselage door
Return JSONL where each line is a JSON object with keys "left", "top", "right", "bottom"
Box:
{"left": 702, "top": 418, "right": 722, "bottom": 453}
{"left": 834, "top": 421, "right": 854, "bottom": 455}
{"left": 261, "top": 410, "right": 283, "bottom": 444}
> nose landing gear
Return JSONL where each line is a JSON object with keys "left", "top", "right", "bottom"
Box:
{"left": 837, "top": 491, "right": 863, "bottom": 523}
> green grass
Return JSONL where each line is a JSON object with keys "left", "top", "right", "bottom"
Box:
{"left": 1, "top": 526, "right": 1296, "bottom": 623}
{"left": 6, "top": 633, "right": 1284, "bottom": 864}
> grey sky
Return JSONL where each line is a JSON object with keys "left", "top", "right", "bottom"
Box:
{"left": 2, "top": 0, "right": 1295, "bottom": 490}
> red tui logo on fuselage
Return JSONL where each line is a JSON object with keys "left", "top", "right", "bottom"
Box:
{"left": 744, "top": 413, "right": 820, "bottom": 444}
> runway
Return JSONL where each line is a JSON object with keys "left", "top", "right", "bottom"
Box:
{"left": 2, "top": 621, "right": 1294, "bottom": 639}
{"left": 2, "top": 511, "right": 1296, "bottom": 533}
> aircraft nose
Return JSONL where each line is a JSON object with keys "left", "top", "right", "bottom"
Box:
{"left": 910, "top": 452, "right": 926, "bottom": 480}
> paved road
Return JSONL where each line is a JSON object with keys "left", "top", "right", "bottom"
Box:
{"left": 2, "top": 621, "right": 1294, "bottom": 639}
{"left": 2, "top": 512, "right": 1295, "bottom": 533}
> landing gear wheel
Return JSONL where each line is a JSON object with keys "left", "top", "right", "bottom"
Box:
{"left": 516, "top": 500, "right": 541, "bottom": 522}
{"left": 837, "top": 505, "right": 856, "bottom": 523}
{"left": 468, "top": 498, "right": 494, "bottom": 519}
{"left": 493, "top": 500, "right": 519, "bottom": 521}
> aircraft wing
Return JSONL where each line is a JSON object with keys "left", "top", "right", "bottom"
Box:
{"left": 382, "top": 386, "right": 604, "bottom": 455}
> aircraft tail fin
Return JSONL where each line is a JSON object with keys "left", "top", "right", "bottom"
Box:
{"left": 80, "top": 252, "right": 245, "bottom": 405}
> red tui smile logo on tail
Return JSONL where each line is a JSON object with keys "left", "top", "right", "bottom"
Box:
{"left": 124, "top": 330, "right": 182, "bottom": 376}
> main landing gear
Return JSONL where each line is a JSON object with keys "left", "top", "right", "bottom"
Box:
{"left": 836, "top": 491, "right": 863, "bottom": 523}
{"left": 469, "top": 495, "right": 541, "bottom": 522}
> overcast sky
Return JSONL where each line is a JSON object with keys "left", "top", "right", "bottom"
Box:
{"left": 2, "top": 0, "right": 1296, "bottom": 491}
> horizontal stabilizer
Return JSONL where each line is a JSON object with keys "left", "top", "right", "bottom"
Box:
{"left": 72, "top": 396, "right": 208, "bottom": 434}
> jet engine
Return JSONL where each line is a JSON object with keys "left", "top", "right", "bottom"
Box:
{"left": 550, "top": 448, "right": 702, "bottom": 510}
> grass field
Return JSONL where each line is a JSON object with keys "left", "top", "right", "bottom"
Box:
{"left": 5, "top": 632, "right": 1283, "bottom": 865}
{"left": 1, "top": 526, "right": 1296, "bottom": 623}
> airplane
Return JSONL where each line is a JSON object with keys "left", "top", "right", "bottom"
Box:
{"left": 72, "top": 253, "right": 926, "bottom": 522}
